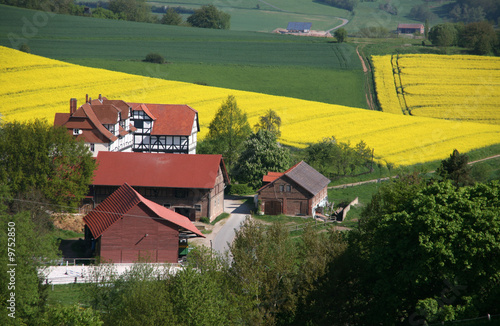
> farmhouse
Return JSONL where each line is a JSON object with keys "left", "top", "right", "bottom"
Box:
{"left": 287, "top": 22, "right": 312, "bottom": 33}
{"left": 90, "top": 151, "right": 229, "bottom": 222}
{"left": 54, "top": 95, "right": 199, "bottom": 156}
{"left": 397, "top": 23, "right": 424, "bottom": 35}
{"left": 258, "top": 161, "right": 330, "bottom": 217}
{"left": 83, "top": 183, "right": 204, "bottom": 263}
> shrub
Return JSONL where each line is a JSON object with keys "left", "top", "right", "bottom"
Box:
{"left": 226, "top": 183, "right": 254, "bottom": 195}
{"left": 19, "top": 43, "right": 30, "bottom": 53}
{"left": 199, "top": 217, "right": 210, "bottom": 224}
{"left": 143, "top": 53, "right": 165, "bottom": 64}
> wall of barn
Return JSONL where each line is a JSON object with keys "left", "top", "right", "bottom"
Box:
{"left": 98, "top": 203, "right": 179, "bottom": 263}
{"left": 258, "top": 176, "right": 311, "bottom": 216}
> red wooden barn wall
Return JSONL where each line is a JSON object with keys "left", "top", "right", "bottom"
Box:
{"left": 98, "top": 203, "right": 179, "bottom": 263}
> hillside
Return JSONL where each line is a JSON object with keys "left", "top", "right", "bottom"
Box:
{"left": 0, "top": 4, "right": 367, "bottom": 109}
{"left": 2, "top": 46, "right": 500, "bottom": 167}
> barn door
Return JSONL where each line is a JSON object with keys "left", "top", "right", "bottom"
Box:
{"left": 264, "top": 201, "right": 282, "bottom": 215}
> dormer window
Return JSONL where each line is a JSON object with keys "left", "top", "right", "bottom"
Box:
{"left": 73, "top": 128, "right": 81, "bottom": 135}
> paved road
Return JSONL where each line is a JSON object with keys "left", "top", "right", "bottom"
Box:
{"left": 212, "top": 197, "right": 252, "bottom": 255}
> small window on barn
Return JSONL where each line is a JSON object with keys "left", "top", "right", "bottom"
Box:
{"left": 286, "top": 185, "right": 291, "bottom": 192}
{"left": 280, "top": 185, "right": 284, "bottom": 192}
{"left": 195, "top": 204, "right": 201, "bottom": 212}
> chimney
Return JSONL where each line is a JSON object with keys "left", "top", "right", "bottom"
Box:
{"left": 70, "top": 98, "right": 77, "bottom": 114}
{"left": 98, "top": 94, "right": 102, "bottom": 102}
{"left": 86, "top": 94, "right": 89, "bottom": 103}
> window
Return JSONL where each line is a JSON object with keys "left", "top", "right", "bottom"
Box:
{"left": 89, "top": 143, "right": 95, "bottom": 152}
{"left": 194, "top": 204, "right": 201, "bottom": 212}
{"left": 280, "top": 185, "right": 284, "bottom": 192}
{"left": 134, "top": 120, "right": 143, "bottom": 128}
{"left": 286, "top": 185, "right": 291, "bottom": 192}
{"left": 73, "top": 129, "right": 80, "bottom": 135}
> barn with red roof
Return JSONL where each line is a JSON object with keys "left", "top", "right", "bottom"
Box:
{"left": 258, "top": 161, "right": 330, "bottom": 216}
{"left": 54, "top": 94, "right": 199, "bottom": 156}
{"left": 83, "top": 183, "right": 204, "bottom": 263}
{"left": 90, "top": 151, "right": 230, "bottom": 222}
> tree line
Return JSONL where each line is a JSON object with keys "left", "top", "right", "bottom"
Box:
{"left": 0, "top": 0, "right": 231, "bottom": 29}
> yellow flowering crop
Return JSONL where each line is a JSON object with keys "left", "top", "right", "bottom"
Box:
{"left": 372, "top": 54, "right": 500, "bottom": 125}
{"left": 2, "top": 46, "right": 500, "bottom": 167}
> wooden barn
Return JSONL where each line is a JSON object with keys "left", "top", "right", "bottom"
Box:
{"left": 257, "top": 161, "right": 330, "bottom": 217}
{"left": 90, "top": 151, "right": 230, "bottom": 222}
{"left": 83, "top": 183, "right": 204, "bottom": 263}
{"left": 397, "top": 23, "right": 424, "bottom": 35}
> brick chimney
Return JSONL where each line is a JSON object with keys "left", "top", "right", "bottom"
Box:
{"left": 98, "top": 94, "right": 102, "bottom": 102}
{"left": 86, "top": 94, "right": 89, "bottom": 103}
{"left": 70, "top": 98, "right": 77, "bottom": 114}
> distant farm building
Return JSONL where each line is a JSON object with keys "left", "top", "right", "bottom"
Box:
{"left": 287, "top": 22, "right": 312, "bottom": 33}
{"left": 90, "top": 151, "right": 229, "bottom": 222}
{"left": 83, "top": 183, "right": 204, "bottom": 263}
{"left": 397, "top": 23, "right": 424, "bottom": 34}
{"left": 54, "top": 95, "right": 199, "bottom": 157}
{"left": 258, "top": 161, "right": 330, "bottom": 217}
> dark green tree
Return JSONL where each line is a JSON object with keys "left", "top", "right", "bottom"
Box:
{"left": 230, "top": 218, "right": 298, "bottom": 325}
{"left": 429, "top": 23, "right": 460, "bottom": 47}
{"left": 254, "top": 109, "right": 282, "bottom": 138}
{"left": 108, "top": 0, "right": 153, "bottom": 22}
{"left": 202, "top": 95, "right": 251, "bottom": 170}
{"left": 0, "top": 204, "right": 60, "bottom": 325}
{"left": 187, "top": 4, "right": 230, "bottom": 29}
{"left": 233, "top": 129, "right": 292, "bottom": 189}
{"left": 334, "top": 28, "right": 347, "bottom": 43}
{"left": 356, "top": 181, "right": 500, "bottom": 324}
{"left": 161, "top": 7, "right": 182, "bottom": 25}
{"left": 0, "top": 119, "right": 96, "bottom": 209}
{"left": 436, "top": 149, "right": 473, "bottom": 187}
{"left": 459, "top": 21, "right": 498, "bottom": 54}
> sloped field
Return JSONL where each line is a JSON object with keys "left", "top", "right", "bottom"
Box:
{"left": 373, "top": 54, "right": 500, "bottom": 125}
{"left": 2, "top": 46, "right": 500, "bottom": 166}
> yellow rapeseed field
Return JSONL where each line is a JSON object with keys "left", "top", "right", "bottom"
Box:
{"left": 372, "top": 54, "right": 500, "bottom": 125}
{"left": 2, "top": 46, "right": 500, "bottom": 167}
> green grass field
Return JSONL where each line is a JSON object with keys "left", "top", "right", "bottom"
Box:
{"left": 0, "top": 4, "right": 367, "bottom": 108}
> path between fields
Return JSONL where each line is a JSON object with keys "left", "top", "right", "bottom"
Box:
{"left": 329, "top": 154, "right": 500, "bottom": 189}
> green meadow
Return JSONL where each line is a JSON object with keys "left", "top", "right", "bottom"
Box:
{"left": 0, "top": 4, "right": 367, "bottom": 108}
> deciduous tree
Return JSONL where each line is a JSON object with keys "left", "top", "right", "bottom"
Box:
{"left": 0, "top": 120, "right": 96, "bottom": 209}
{"left": 436, "top": 149, "right": 473, "bottom": 187}
{"left": 334, "top": 28, "right": 347, "bottom": 43}
{"left": 187, "top": 4, "right": 230, "bottom": 29}
{"left": 254, "top": 109, "right": 282, "bottom": 138}
{"left": 233, "top": 129, "right": 291, "bottom": 190}
{"left": 161, "top": 7, "right": 182, "bottom": 25}
{"left": 202, "top": 95, "right": 251, "bottom": 170}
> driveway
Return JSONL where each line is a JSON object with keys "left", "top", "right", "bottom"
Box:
{"left": 212, "top": 196, "right": 252, "bottom": 255}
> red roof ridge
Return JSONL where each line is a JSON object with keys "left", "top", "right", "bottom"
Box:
{"left": 82, "top": 104, "right": 117, "bottom": 142}
{"left": 83, "top": 183, "right": 204, "bottom": 239}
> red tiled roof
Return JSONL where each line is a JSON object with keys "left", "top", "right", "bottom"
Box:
{"left": 83, "top": 183, "right": 204, "bottom": 239}
{"left": 397, "top": 23, "right": 424, "bottom": 29}
{"left": 130, "top": 103, "right": 198, "bottom": 136}
{"left": 263, "top": 172, "right": 284, "bottom": 183}
{"left": 93, "top": 152, "right": 229, "bottom": 189}
{"left": 92, "top": 105, "right": 119, "bottom": 124}
{"left": 81, "top": 104, "right": 118, "bottom": 142}
{"left": 54, "top": 113, "right": 70, "bottom": 127}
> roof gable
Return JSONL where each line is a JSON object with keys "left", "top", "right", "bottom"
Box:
{"left": 83, "top": 183, "right": 204, "bottom": 238}
{"left": 93, "top": 152, "right": 228, "bottom": 189}
{"left": 130, "top": 103, "right": 198, "bottom": 136}
{"left": 258, "top": 161, "right": 330, "bottom": 195}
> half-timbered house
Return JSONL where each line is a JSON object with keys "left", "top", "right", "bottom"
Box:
{"left": 90, "top": 151, "right": 230, "bottom": 222}
{"left": 83, "top": 183, "right": 204, "bottom": 263}
{"left": 257, "top": 161, "right": 330, "bottom": 217}
{"left": 54, "top": 95, "right": 199, "bottom": 156}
